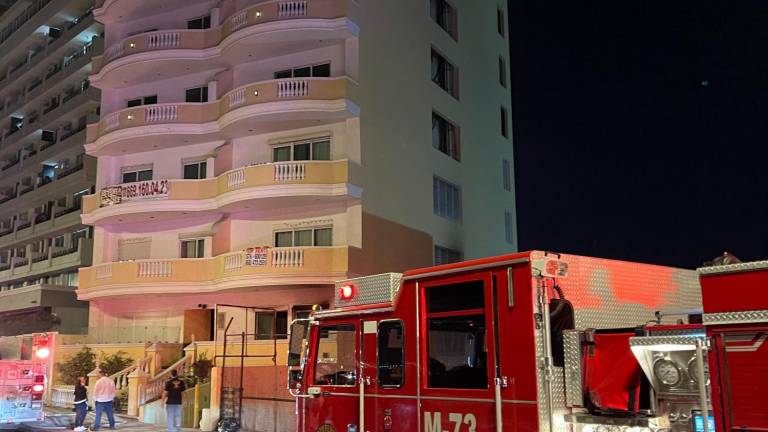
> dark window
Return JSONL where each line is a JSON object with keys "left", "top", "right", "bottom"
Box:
{"left": 274, "top": 63, "right": 331, "bottom": 79}
{"left": 505, "top": 210, "right": 514, "bottom": 244}
{"left": 314, "top": 324, "right": 357, "bottom": 386}
{"left": 427, "top": 280, "right": 484, "bottom": 313}
{"left": 274, "top": 228, "right": 332, "bottom": 247}
{"left": 126, "top": 95, "right": 157, "bottom": 108}
{"left": 255, "top": 310, "right": 288, "bottom": 340}
{"left": 498, "top": 57, "right": 507, "bottom": 87}
{"left": 293, "top": 143, "right": 310, "bottom": 160}
{"left": 497, "top": 7, "right": 505, "bottom": 36}
{"left": 41, "top": 130, "right": 56, "bottom": 142}
{"left": 429, "top": 0, "right": 457, "bottom": 39}
{"left": 274, "top": 70, "right": 292, "bottom": 79}
{"left": 432, "top": 113, "right": 459, "bottom": 160}
{"left": 500, "top": 106, "right": 509, "bottom": 138}
{"left": 187, "top": 15, "right": 211, "bottom": 29}
{"left": 181, "top": 238, "right": 204, "bottom": 258}
{"left": 186, "top": 86, "right": 208, "bottom": 103}
{"left": 312, "top": 63, "right": 331, "bottom": 77}
{"left": 126, "top": 98, "right": 141, "bottom": 108}
{"left": 144, "top": 95, "right": 157, "bottom": 105}
{"left": 427, "top": 314, "right": 487, "bottom": 389}
{"left": 378, "top": 321, "right": 404, "bottom": 387}
{"left": 431, "top": 49, "right": 458, "bottom": 97}
{"left": 434, "top": 245, "right": 462, "bottom": 265}
{"left": 122, "top": 169, "right": 153, "bottom": 183}
{"left": 183, "top": 161, "right": 207, "bottom": 179}
{"left": 273, "top": 139, "right": 331, "bottom": 162}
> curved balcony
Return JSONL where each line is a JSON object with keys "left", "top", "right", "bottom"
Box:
{"left": 80, "top": 160, "right": 360, "bottom": 225}
{"left": 85, "top": 77, "right": 357, "bottom": 156}
{"left": 91, "top": 0, "right": 356, "bottom": 87}
{"left": 77, "top": 246, "right": 350, "bottom": 300}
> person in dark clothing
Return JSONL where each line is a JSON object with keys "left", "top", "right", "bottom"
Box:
{"left": 73, "top": 376, "right": 88, "bottom": 431}
{"left": 162, "top": 369, "right": 186, "bottom": 432}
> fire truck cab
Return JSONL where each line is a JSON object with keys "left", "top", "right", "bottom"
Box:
{"left": 288, "top": 251, "right": 709, "bottom": 432}
{"left": 0, "top": 333, "right": 51, "bottom": 426}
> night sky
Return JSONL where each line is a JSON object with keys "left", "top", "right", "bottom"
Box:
{"left": 509, "top": 1, "right": 768, "bottom": 268}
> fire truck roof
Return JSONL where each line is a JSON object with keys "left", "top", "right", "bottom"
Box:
{"left": 698, "top": 259, "right": 768, "bottom": 275}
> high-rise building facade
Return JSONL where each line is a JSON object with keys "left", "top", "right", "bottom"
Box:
{"left": 78, "top": 0, "right": 517, "bottom": 343}
{"left": 0, "top": 0, "right": 101, "bottom": 335}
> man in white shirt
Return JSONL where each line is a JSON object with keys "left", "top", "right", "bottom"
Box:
{"left": 91, "top": 369, "right": 116, "bottom": 430}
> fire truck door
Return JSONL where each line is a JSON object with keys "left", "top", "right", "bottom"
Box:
{"left": 494, "top": 266, "right": 540, "bottom": 432}
{"left": 361, "top": 320, "right": 379, "bottom": 432}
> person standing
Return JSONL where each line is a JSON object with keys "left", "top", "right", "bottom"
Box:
{"left": 91, "top": 369, "right": 116, "bottom": 430}
{"left": 73, "top": 376, "right": 88, "bottom": 431}
{"left": 163, "top": 369, "right": 186, "bottom": 432}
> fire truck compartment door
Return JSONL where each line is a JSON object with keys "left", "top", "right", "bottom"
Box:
{"left": 715, "top": 329, "right": 768, "bottom": 431}
{"left": 583, "top": 332, "right": 642, "bottom": 413}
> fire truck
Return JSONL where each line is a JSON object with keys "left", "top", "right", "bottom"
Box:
{"left": 0, "top": 333, "right": 51, "bottom": 425}
{"left": 286, "top": 251, "right": 768, "bottom": 432}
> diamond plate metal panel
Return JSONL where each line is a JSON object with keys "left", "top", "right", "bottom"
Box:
{"left": 563, "top": 331, "right": 583, "bottom": 407}
{"left": 698, "top": 260, "right": 768, "bottom": 275}
{"left": 334, "top": 273, "right": 402, "bottom": 307}
{"left": 529, "top": 252, "right": 703, "bottom": 431}
{"left": 703, "top": 309, "right": 768, "bottom": 325}
{"left": 629, "top": 335, "right": 703, "bottom": 347}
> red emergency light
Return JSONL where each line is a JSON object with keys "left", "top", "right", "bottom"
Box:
{"left": 32, "top": 384, "right": 44, "bottom": 393}
{"left": 339, "top": 284, "right": 356, "bottom": 300}
{"left": 33, "top": 335, "right": 50, "bottom": 359}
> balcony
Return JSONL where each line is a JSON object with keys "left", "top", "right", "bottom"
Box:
{"left": 91, "top": 0, "right": 355, "bottom": 87}
{"left": 0, "top": 238, "right": 93, "bottom": 283}
{"left": 85, "top": 77, "right": 357, "bottom": 156}
{"left": 0, "top": 208, "right": 82, "bottom": 250}
{"left": 81, "top": 159, "right": 359, "bottom": 225}
{"left": 77, "top": 246, "right": 350, "bottom": 300}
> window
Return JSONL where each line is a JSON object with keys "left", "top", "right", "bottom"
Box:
{"left": 500, "top": 106, "right": 509, "bottom": 138}
{"left": 183, "top": 161, "right": 207, "bottom": 179}
{"left": 126, "top": 95, "right": 157, "bottom": 108}
{"left": 429, "top": 0, "right": 457, "bottom": 39}
{"left": 187, "top": 15, "right": 211, "bottom": 29}
{"left": 273, "top": 138, "right": 331, "bottom": 162}
{"left": 54, "top": 235, "right": 65, "bottom": 248}
{"left": 504, "top": 210, "right": 514, "bottom": 244}
{"left": 432, "top": 112, "right": 459, "bottom": 160}
{"left": 314, "top": 324, "right": 357, "bottom": 386}
{"left": 185, "top": 86, "right": 209, "bottom": 103}
{"left": 434, "top": 245, "right": 462, "bottom": 265}
{"left": 426, "top": 280, "right": 487, "bottom": 389}
{"left": 433, "top": 176, "right": 461, "bottom": 222}
{"left": 274, "top": 63, "right": 331, "bottom": 79}
{"left": 121, "top": 168, "right": 152, "bottom": 183}
{"left": 498, "top": 57, "right": 507, "bottom": 87}
{"left": 378, "top": 321, "right": 404, "bottom": 387}
{"left": 497, "top": 7, "right": 505, "bottom": 36}
{"left": 431, "top": 49, "right": 458, "bottom": 98}
{"left": 71, "top": 229, "right": 87, "bottom": 249}
{"left": 275, "top": 228, "right": 332, "bottom": 247}
{"left": 255, "top": 310, "right": 288, "bottom": 340}
{"left": 181, "top": 238, "right": 205, "bottom": 258}
{"left": 502, "top": 159, "right": 512, "bottom": 191}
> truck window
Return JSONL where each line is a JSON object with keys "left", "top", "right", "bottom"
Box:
{"left": 378, "top": 320, "right": 404, "bottom": 387}
{"left": 314, "top": 324, "right": 357, "bottom": 386}
{"left": 426, "top": 280, "right": 488, "bottom": 389}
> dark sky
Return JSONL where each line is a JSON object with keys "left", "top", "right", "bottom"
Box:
{"left": 509, "top": 1, "right": 768, "bottom": 269}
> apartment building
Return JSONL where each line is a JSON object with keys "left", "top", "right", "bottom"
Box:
{"left": 78, "top": 0, "right": 517, "bottom": 344}
{"left": 0, "top": 0, "right": 101, "bottom": 335}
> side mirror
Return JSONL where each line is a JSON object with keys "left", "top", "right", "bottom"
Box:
{"left": 287, "top": 319, "right": 309, "bottom": 395}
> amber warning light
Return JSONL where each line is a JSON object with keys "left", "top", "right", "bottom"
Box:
{"left": 339, "top": 284, "right": 356, "bottom": 300}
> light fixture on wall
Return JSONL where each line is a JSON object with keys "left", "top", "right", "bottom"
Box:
{"left": 198, "top": 304, "right": 208, "bottom": 309}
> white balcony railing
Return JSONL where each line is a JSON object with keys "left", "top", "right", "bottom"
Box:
{"left": 228, "top": 88, "right": 246, "bottom": 108}
{"left": 279, "top": 1, "right": 309, "bottom": 17}
{"left": 146, "top": 105, "right": 177, "bottom": 123}
{"left": 274, "top": 162, "right": 305, "bottom": 181}
{"left": 137, "top": 260, "right": 172, "bottom": 277}
{"left": 277, "top": 79, "right": 308, "bottom": 98}
{"left": 271, "top": 248, "right": 304, "bottom": 267}
{"left": 148, "top": 31, "right": 180, "bottom": 49}
{"left": 227, "top": 168, "right": 246, "bottom": 188}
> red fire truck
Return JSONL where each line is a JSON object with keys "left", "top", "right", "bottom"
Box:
{"left": 0, "top": 333, "right": 51, "bottom": 425}
{"left": 286, "top": 251, "right": 768, "bottom": 432}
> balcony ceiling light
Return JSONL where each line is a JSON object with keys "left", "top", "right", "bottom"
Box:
{"left": 253, "top": 90, "right": 259, "bottom": 96}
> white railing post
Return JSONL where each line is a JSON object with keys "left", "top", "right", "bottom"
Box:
{"left": 148, "top": 31, "right": 180, "bottom": 49}
{"left": 96, "top": 263, "right": 113, "bottom": 279}
{"left": 228, "top": 88, "right": 245, "bottom": 108}
{"left": 227, "top": 168, "right": 245, "bottom": 188}
{"left": 104, "top": 112, "right": 120, "bottom": 131}
{"left": 229, "top": 11, "right": 247, "bottom": 32}
{"left": 271, "top": 248, "right": 304, "bottom": 267}
{"left": 279, "top": 1, "right": 308, "bottom": 17}
{"left": 277, "top": 79, "right": 308, "bottom": 98}
{"left": 146, "top": 105, "right": 178, "bottom": 123}
{"left": 274, "top": 162, "right": 306, "bottom": 181}
{"left": 224, "top": 252, "right": 244, "bottom": 272}
{"left": 137, "top": 260, "right": 172, "bottom": 278}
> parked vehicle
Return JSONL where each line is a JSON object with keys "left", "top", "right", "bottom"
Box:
{"left": 287, "top": 251, "right": 767, "bottom": 432}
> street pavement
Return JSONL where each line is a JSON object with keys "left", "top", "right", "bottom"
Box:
{"left": 15, "top": 408, "right": 197, "bottom": 432}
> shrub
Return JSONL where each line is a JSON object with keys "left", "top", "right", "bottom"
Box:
{"left": 99, "top": 351, "right": 133, "bottom": 376}
{"left": 57, "top": 347, "right": 96, "bottom": 385}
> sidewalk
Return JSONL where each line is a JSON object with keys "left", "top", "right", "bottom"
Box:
{"left": 24, "top": 407, "right": 197, "bottom": 432}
